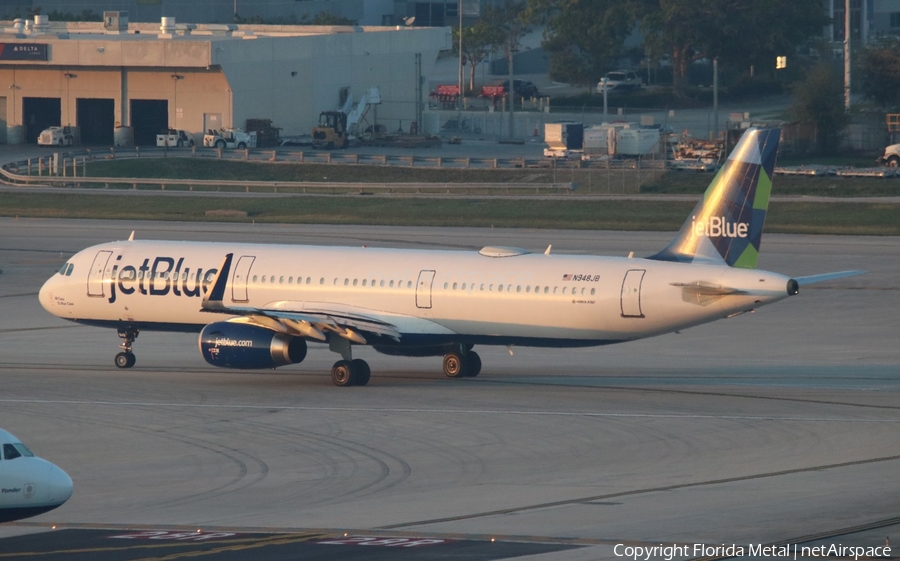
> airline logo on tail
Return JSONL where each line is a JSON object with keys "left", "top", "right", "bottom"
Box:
{"left": 691, "top": 216, "right": 749, "bottom": 239}
{"left": 649, "top": 127, "right": 780, "bottom": 269}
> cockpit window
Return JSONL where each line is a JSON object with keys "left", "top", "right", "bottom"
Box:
{"left": 13, "top": 443, "right": 34, "bottom": 457}
{"left": 2, "top": 443, "right": 34, "bottom": 459}
{"left": 58, "top": 263, "right": 74, "bottom": 276}
{"left": 66, "top": 264, "right": 74, "bottom": 276}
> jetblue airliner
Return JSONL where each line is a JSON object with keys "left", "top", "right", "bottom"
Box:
{"left": 38, "top": 129, "right": 861, "bottom": 386}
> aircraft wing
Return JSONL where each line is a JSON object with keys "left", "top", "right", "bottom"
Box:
{"left": 200, "top": 253, "right": 402, "bottom": 344}
{"left": 793, "top": 270, "right": 866, "bottom": 286}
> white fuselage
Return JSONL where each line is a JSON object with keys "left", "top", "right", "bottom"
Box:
{"left": 0, "top": 429, "right": 73, "bottom": 522}
{"left": 39, "top": 240, "right": 793, "bottom": 348}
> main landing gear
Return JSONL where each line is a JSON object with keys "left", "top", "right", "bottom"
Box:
{"left": 114, "top": 327, "right": 139, "bottom": 369}
{"left": 442, "top": 349, "right": 481, "bottom": 378}
{"left": 331, "top": 359, "right": 371, "bottom": 387}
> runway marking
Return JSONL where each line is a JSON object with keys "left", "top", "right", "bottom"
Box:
{"left": 2, "top": 398, "right": 900, "bottom": 423}
{"left": 378, "top": 454, "right": 900, "bottom": 530}
{"left": 0, "top": 532, "right": 328, "bottom": 559}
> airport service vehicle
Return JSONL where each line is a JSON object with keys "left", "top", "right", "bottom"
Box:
{"left": 877, "top": 143, "right": 900, "bottom": 167}
{"left": 596, "top": 70, "right": 642, "bottom": 93}
{"left": 202, "top": 128, "right": 257, "bottom": 150}
{"left": 312, "top": 87, "right": 381, "bottom": 149}
{"left": 156, "top": 129, "right": 194, "bottom": 148}
{"left": 0, "top": 429, "right": 73, "bottom": 522}
{"left": 38, "top": 129, "right": 862, "bottom": 386}
{"left": 37, "top": 126, "right": 76, "bottom": 147}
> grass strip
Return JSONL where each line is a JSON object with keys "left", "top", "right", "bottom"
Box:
{"left": 1, "top": 193, "right": 896, "bottom": 235}
{"left": 73, "top": 158, "right": 900, "bottom": 198}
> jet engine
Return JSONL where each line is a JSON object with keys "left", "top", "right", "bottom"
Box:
{"left": 199, "top": 322, "right": 307, "bottom": 369}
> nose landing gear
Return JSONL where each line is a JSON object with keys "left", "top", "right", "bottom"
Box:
{"left": 114, "top": 327, "right": 139, "bottom": 369}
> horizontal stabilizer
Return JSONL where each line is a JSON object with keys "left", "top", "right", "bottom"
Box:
{"left": 793, "top": 270, "right": 866, "bottom": 286}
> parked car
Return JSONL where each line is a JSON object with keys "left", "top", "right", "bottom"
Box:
{"left": 498, "top": 79, "right": 540, "bottom": 98}
{"left": 878, "top": 143, "right": 900, "bottom": 167}
{"left": 596, "top": 70, "right": 643, "bottom": 93}
{"left": 156, "top": 129, "right": 195, "bottom": 147}
{"left": 38, "top": 126, "right": 76, "bottom": 147}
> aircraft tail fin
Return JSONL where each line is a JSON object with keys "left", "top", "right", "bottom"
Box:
{"left": 648, "top": 127, "right": 780, "bottom": 269}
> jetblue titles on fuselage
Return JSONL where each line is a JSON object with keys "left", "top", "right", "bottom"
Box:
{"left": 107, "top": 254, "right": 217, "bottom": 304}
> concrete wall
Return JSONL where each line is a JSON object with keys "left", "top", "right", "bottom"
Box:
{"left": 1, "top": 25, "right": 449, "bottom": 142}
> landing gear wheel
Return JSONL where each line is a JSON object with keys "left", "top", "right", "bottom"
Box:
{"left": 332, "top": 360, "right": 354, "bottom": 387}
{"left": 465, "top": 351, "right": 482, "bottom": 377}
{"left": 888, "top": 156, "right": 900, "bottom": 168}
{"left": 351, "top": 359, "right": 371, "bottom": 386}
{"left": 115, "top": 352, "right": 135, "bottom": 369}
{"left": 443, "top": 352, "right": 468, "bottom": 378}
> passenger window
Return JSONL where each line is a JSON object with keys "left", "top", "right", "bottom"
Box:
{"left": 562, "top": 287, "right": 567, "bottom": 294}
{"left": 270, "top": 276, "right": 275, "bottom": 283}
{"left": 462, "top": 283, "right": 467, "bottom": 290}
{"left": 590, "top": 288, "right": 596, "bottom": 295}
{"left": 480, "top": 284, "right": 485, "bottom": 291}
{"left": 279, "top": 276, "right": 284, "bottom": 284}
{"left": 353, "top": 279, "right": 358, "bottom": 286}
{"left": 288, "top": 277, "right": 293, "bottom": 284}
{"left": 544, "top": 286, "right": 549, "bottom": 294}
{"left": 516, "top": 285, "right": 521, "bottom": 293}
{"left": 526, "top": 286, "right": 531, "bottom": 293}
{"left": 498, "top": 285, "right": 503, "bottom": 292}
{"left": 261, "top": 276, "right": 266, "bottom": 283}
{"left": 307, "top": 277, "right": 312, "bottom": 284}
{"left": 344, "top": 278, "right": 349, "bottom": 286}
{"left": 320, "top": 278, "right": 325, "bottom": 285}
{"left": 453, "top": 282, "right": 458, "bottom": 290}
{"left": 408, "top": 281, "right": 412, "bottom": 289}
{"left": 252, "top": 275, "right": 257, "bottom": 282}
{"left": 380, "top": 280, "right": 385, "bottom": 287}
{"left": 390, "top": 280, "right": 394, "bottom": 288}
{"left": 3, "top": 443, "right": 21, "bottom": 460}
{"left": 362, "top": 279, "right": 367, "bottom": 286}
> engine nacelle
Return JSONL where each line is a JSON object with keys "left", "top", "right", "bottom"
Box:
{"left": 199, "top": 322, "right": 307, "bottom": 369}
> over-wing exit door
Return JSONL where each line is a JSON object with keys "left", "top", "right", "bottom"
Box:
{"left": 416, "top": 270, "right": 435, "bottom": 308}
{"left": 231, "top": 255, "right": 255, "bottom": 303}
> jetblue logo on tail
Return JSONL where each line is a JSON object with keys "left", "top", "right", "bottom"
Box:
{"left": 691, "top": 216, "right": 749, "bottom": 239}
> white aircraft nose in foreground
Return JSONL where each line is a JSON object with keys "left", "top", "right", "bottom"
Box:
{"left": 0, "top": 429, "right": 73, "bottom": 523}
{"left": 39, "top": 128, "right": 863, "bottom": 385}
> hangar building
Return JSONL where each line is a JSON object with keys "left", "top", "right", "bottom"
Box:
{"left": 0, "top": 15, "right": 449, "bottom": 145}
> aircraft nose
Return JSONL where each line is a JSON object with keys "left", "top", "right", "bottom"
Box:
{"left": 39, "top": 276, "right": 56, "bottom": 314}
{"left": 47, "top": 463, "right": 74, "bottom": 504}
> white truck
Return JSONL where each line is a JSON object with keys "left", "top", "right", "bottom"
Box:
{"left": 38, "top": 126, "right": 77, "bottom": 147}
{"left": 156, "top": 129, "right": 195, "bottom": 147}
{"left": 877, "top": 143, "right": 900, "bottom": 167}
{"left": 203, "top": 128, "right": 257, "bottom": 149}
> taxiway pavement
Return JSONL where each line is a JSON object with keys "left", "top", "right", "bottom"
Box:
{"left": 0, "top": 218, "right": 897, "bottom": 560}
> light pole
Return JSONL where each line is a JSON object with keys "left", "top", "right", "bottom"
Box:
{"left": 171, "top": 74, "right": 183, "bottom": 128}
{"left": 457, "top": 0, "right": 463, "bottom": 119}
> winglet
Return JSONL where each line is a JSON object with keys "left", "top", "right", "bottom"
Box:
{"left": 201, "top": 253, "right": 233, "bottom": 309}
{"left": 128, "top": 231, "right": 135, "bottom": 241}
